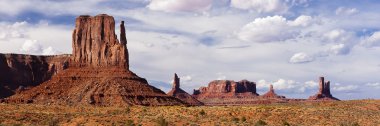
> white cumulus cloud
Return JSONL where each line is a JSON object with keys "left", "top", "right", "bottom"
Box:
{"left": 366, "top": 82, "right": 380, "bottom": 89}
{"left": 147, "top": 0, "right": 213, "bottom": 12}
{"left": 361, "top": 31, "right": 380, "bottom": 47}
{"left": 257, "top": 79, "right": 319, "bottom": 93}
{"left": 289, "top": 52, "right": 314, "bottom": 63}
{"left": 332, "top": 84, "right": 358, "bottom": 92}
{"left": 230, "top": 0, "right": 288, "bottom": 13}
{"left": 237, "top": 15, "right": 313, "bottom": 42}
{"left": 20, "top": 40, "right": 43, "bottom": 54}
{"left": 20, "top": 40, "right": 59, "bottom": 55}
{"left": 335, "top": 7, "right": 358, "bottom": 16}
{"left": 180, "top": 75, "right": 193, "bottom": 82}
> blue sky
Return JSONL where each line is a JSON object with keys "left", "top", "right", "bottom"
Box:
{"left": 1, "top": 0, "right": 380, "bottom": 100}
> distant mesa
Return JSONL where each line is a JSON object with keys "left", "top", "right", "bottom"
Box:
{"left": 167, "top": 73, "right": 203, "bottom": 106}
{"left": 3, "top": 14, "right": 184, "bottom": 106}
{"left": 193, "top": 79, "right": 260, "bottom": 105}
{"left": 0, "top": 54, "right": 70, "bottom": 98}
{"left": 261, "top": 84, "right": 286, "bottom": 99}
{"left": 308, "top": 77, "right": 340, "bottom": 101}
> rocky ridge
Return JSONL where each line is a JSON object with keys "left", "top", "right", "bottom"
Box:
{"left": 0, "top": 54, "right": 70, "bottom": 98}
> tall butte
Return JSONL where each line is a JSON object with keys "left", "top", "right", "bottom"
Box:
{"left": 308, "top": 77, "right": 339, "bottom": 101}
{"left": 5, "top": 14, "right": 185, "bottom": 106}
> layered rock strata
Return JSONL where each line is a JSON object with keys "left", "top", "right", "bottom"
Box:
{"left": 4, "top": 14, "right": 184, "bottom": 106}
{"left": 167, "top": 73, "right": 203, "bottom": 106}
{"left": 308, "top": 77, "right": 339, "bottom": 100}
{"left": 0, "top": 54, "right": 70, "bottom": 98}
{"left": 193, "top": 80, "right": 259, "bottom": 99}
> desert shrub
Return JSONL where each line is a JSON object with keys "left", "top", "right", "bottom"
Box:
{"left": 241, "top": 117, "right": 247, "bottom": 122}
{"left": 282, "top": 120, "right": 290, "bottom": 126}
{"left": 125, "top": 107, "right": 131, "bottom": 114}
{"left": 156, "top": 116, "right": 168, "bottom": 126}
{"left": 339, "top": 122, "right": 360, "bottom": 126}
{"left": 199, "top": 110, "right": 206, "bottom": 116}
{"left": 232, "top": 117, "right": 239, "bottom": 123}
{"left": 255, "top": 120, "right": 267, "bottom": 126}
{"left": 46, "top": 117, "right": 59, "bottom": 126}
{"left": 125, "top": 120, "right": 135, "bottom": 126}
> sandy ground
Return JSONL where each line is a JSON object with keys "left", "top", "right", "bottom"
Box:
{"left": 0, "top": 100, "right": 379, "bottom": 126}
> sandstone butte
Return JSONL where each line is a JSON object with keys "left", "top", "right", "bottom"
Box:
{"left": 1, "top": 14, "right": 185, "bottom": 106}
{"left": 167, "top": 73, "right": 203, "bottom": 106}
{"left": 0, "top": 14, "right": 340, "bottom": 106}
{"left": 192, "top": 76, "right": 338, "bottom": 105}
{"left": 309, "top": 77, "right": 340, "bottom": 101}
{"left": 192, "top": 80, "right": 265, "bottom": 105}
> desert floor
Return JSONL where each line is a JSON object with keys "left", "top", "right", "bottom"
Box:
{"left": 0, "top": 100, "right": 379, "bottom": 126}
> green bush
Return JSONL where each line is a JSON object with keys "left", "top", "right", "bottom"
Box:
{"left": 199, "top": 109, "right": 206, "bottom": 116}
{"left": 282, "top": 120, "right": 290, "bottom": 126}
{"left": 125, "top": 120, "right": 135, "bottom": 126}
{"left": 232, "top": 117, "right": 239, "bottom": 123}
{"left": 339, "top": 122, "right": 360, "bottom": 126}
{"left": 125, "top": 107, "right": 131, "bottom": 114}
{"left": 255, "top": 120, "right": 267, "bottom": 126}
{"left": 156, "top": 116, "right": 168, "bottom": 126}
{"left": 241, "top": 117, "right": 247, "bottom": 122}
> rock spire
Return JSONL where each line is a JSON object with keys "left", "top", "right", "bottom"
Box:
{"left": 309, "top": 76, "right": 339, "bottom": 100}
{"left": 167, "top": 73, "right": 203, "bottom": 106}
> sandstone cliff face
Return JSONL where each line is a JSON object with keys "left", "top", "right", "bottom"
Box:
{"left": 0, "top": 54, "right": 70, "bottom": 98}
{"left": 5, "top": 14, "right": 184, "bottom": 106}
{"left": 193, "top": 80, "right": 259, "bottom": 99}
{"left": 72, "top": 14, "right": 129, "bottom": 69}
{"left": 262, "top": 84, "right": 286, "bottom": 99}
{"left": 309, "top": 77, "right": 339, "bottom": 100}
{"left": 167, "top": 73, "right": 203, "bottom": 106}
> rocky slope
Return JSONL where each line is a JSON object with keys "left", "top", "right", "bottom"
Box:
{"left": 4, "top": 14, "right": 184, "bottom": 106}
{"left": 0, "top": 54, "right": 70, "bottom": 98}
{"left": 167, "top": 73, "right": 203, "bottom": 106}
{"left": 309, "top": 77, "right": 339, "bottom": 100}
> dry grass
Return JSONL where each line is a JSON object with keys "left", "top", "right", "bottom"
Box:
{"left": 0, "top": 100, "right": 379, "bottom": 126}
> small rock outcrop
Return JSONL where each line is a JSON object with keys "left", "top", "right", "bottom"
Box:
{"left": 5, "top": 14, "right": 184, "bottom": 106}
{"left": 167, "top": 73, "right": 203, "bottom": 106}
{"left": 309, "top": 77, "right": 339, "bottom": 101}
{"left": 262, "top": 84, "right": 285, "bottom": 99}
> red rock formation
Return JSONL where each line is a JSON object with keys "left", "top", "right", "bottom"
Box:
{"left": 4, "top": 14, "right": 184, "bottom": 106}
{"left": 71, "top": 14, "right": 129, "bottom": 69}
{"left": 262, "top": 84, "right": 286, "bottom": 99}
{"left": 192, "top": 80, "right": 259, "bottom": 105}
{"left": 0, "top": 54, "right": 70, "bottom": 98}
{"left": 167, "top": 73, "right": 203, "bottom": 106}
{"left": 193, "top": 80, "right": 259, "bottom": 99}
{"left": 308, "top": 77, "right": 339, "bottom": 101}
